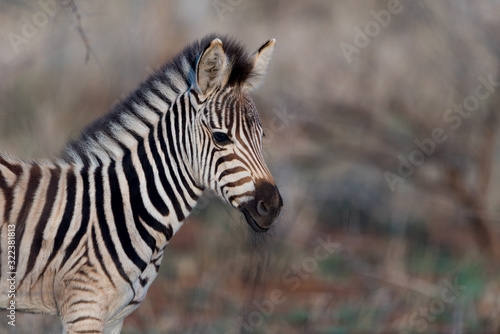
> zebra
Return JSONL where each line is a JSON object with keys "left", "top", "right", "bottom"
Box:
{"left": 0, "top": 34, "right": 282, "bottom": 333}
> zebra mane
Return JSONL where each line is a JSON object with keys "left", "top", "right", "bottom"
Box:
{"left": 184, "top": 34, "right": 255, "bottom": 86}
{"left": 59, "top": 34, "right": 254, "bottom": 166}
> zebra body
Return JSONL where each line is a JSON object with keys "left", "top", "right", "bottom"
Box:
{"left": 0, "top": 35, "right": 282, "bottom": 333}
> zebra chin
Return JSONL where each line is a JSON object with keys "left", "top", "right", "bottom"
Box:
{"left": 239, "top": 179, "right": 283, "bottom": 233}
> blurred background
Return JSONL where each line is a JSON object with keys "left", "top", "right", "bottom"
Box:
{"left": 1, "top": 0, "right": 500, "bottom": 333}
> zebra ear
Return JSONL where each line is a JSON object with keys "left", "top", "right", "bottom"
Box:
{"left": 242, "top": 39, "right": 276, "bottom": 92}
{"left": 196, "top": 38, "right": 228, "bottom": 96}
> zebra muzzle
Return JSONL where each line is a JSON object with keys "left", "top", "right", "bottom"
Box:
{"left": 240, "top": 179, "right": 283, "bottom": 232}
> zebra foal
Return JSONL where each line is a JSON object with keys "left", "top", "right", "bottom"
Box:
{"left": 0, "top": 35, "right": 282, "bottom": 333}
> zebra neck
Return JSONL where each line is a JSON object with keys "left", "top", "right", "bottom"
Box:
{"left": 115, "top": 97, "right": 203, "bottom": 246}
{"left": 58, "top": 66, "right": 205, "bottom": 246}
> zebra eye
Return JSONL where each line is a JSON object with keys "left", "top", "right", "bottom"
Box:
{"left": 213, "top": 131, "right": 232, "bottom": 145}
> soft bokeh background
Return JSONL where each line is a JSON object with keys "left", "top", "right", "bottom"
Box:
{"left": 1, "top": 0, "right": 500, "bottom": 333}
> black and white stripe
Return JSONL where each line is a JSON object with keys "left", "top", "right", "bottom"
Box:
{"left": 0, "top": 34, "right": 281, "bottom": 333}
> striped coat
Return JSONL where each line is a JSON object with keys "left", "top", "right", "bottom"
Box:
{"left": 0, "top": 35, "right": 282, "bottom": 334}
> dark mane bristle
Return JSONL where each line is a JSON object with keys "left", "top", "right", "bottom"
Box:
{"left": 172, "top": 33, "right": 254, "bottom": 86}
{"left": 59, "top": 34, "right": 254, "bottom": 164}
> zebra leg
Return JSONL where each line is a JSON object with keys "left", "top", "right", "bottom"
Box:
{"left": 60, "top": 300, "right": 107, "bottom": 334}
{"left": 103, "top": 319, "right": 124, "bottom": 334}
{"left": 57, "top": 279, "right": 110, "bottom": 334}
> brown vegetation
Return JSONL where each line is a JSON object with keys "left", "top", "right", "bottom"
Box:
{"left": 1, "top": 0, "right": 500, "bottom": 333}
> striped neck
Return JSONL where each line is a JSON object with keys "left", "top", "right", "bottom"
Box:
{"left": 58, "top": 90, "right": 205, "bottom": 251}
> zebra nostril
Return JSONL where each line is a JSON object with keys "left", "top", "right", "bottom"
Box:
{"left": 257, "top": 200, "right": 269, "bottom": 216}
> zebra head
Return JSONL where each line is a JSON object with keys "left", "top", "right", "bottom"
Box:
{"left": 189, "top": 37, "right": 282, "bottom": 232}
